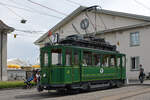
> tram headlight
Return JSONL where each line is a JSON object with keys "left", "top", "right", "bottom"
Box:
{"left": 43, "top": 73, "right": 46, "bottom": 77}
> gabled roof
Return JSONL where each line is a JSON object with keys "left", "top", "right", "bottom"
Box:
{"left": 34, "top": 6, "right": 150, "bottom": 45}
{"left": 0, "top": 20, "right": 14, "bottom": 33}
{"left": 34, "top": 6, "right": 85, "bottom": 45}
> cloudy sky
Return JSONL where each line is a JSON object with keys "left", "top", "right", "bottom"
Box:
{"left": 0, "top": 0, "right": 150, "bottom": 64}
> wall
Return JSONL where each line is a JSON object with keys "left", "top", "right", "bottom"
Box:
{"left": 57, "top": 12, "right": 145, "bottom": 37}
{"left": 96, "top": 26, "right": 150, "bottom": 80}
{"left": 43, "top": 12, "right": 146, "bottom": 45}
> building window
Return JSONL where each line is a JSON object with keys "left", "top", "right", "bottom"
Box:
{"left": 130, "top": 32, "right": 140, "bottom": 46}
{"left": 131, "top": 56, "right": 139, "bottom": 70}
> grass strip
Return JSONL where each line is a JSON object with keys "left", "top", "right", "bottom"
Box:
{"left": 0, "top": 81, "right": 35, "bottom": 89}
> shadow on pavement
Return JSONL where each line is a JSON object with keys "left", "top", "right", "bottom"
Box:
{"left": 15, "top": 86, "right": 115, "bottom": 100}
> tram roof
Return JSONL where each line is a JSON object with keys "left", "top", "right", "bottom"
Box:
{"left": 41, "top": 45, "right": 125, "bottom": 56}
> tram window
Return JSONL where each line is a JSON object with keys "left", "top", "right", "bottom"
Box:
{"left": 102, "top": 55, "right": 109, "bottom": 67}
{"left": 65, "top": 49, "right": 72, "bottom": 66}
{"left": 83, "top": 51, "right": 92, "bottom": 66}
{"left": 117, "top": 57, "right": 121, "bottom": 67}
{"left": 74, "top": 51, "right": 79, "bottom": 65}
{"left": 122, "top": 56, "right": 126, "bottom": 67}
{"left": 93, "top": 54, "right": 101, "bottom": 67}
{"left": 110, "top": 55, "right": 116, "bottom": 67}
{"left": 51, "top": 49, "right": 62, "bottom": 65}
{"left": 44, "top": 53, "right": 48, "bottom": 66}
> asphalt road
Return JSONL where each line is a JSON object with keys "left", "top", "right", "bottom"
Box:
{"left": 1, "top": 85, "right": 150, "bottom": 100}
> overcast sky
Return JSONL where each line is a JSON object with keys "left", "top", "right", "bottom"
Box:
{"left": 0, "top": 0, "right": 150, "bottom": 64}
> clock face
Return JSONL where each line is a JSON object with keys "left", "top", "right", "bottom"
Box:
{"left": 80, "top": 18, "right": 89, "bottom": 30}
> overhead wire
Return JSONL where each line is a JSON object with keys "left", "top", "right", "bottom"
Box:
{"left": 0, "top": 1, "right": 63, "bottom": 19}
{"left": 0, "top": 0, "right": 65, "bottom": 38}
{"left": 94, "top": 7, "right": 97, "bottom": 33}
{"left": 15, "top": 29, "right": 45, "bottom": 34}
{"left": 134, "top": 0, "right": 150, "bottom": 10}
{"left": 0, "top": 2, "right": 33, "bottom": 13}
{"left": 27, "top": 0, "right": 67, "bottom": 16}
{"left": 9, "top": 0, "right": 35, "bottom": 10}
{"left": 66, "top": 0, "right": 96, "bottom": 33}
{"left": 8, "top": 0, "right": 63, "bottom": 19}
{"left": 0, "top": 2, "right": 24, "bottom": 19}
{"left": 97, "top": 6, "right": 107, "bottom": 29}
{"left": 10, "top": 28, "right": 45, "bottom": 38}
{"left": 3, "top": 0, "right": 108, "bottom": 36}
{"left": 66, "top": 0, "right": 107, "bottom": 30}
{"left": 66, "top": 0, "right": 89, "bottom": 34}
{"left": 66, "top": 0, "right": 83, "bottom": 6}
{"left": 10, "top": 34, "right": 41, "bottom": 38}
{"left": 84, "top": 11, "right": 96, "bottom": 31}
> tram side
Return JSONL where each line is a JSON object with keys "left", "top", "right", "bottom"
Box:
{"left": 38, "top": 45, "right": 126, "bottom": 91}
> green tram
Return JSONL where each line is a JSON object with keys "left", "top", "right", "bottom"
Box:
{"left": 38, "top": 45, "right": 126, "bottom": 91}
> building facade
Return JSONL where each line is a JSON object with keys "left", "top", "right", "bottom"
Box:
{"left": 35, "top": 6, "right": 150, "bottom": 80}
{"left": 0, "top": 20, "right": 14, "bottom": 81}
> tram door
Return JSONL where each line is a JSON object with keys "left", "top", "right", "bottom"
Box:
{"left": 121, "top": 55, "right": 126, "bottom": 79}
{"left": 117, "top": 55, "right": 122, "bottom": 79}
{"left": 72, "top": 49, "right": 81, "bottom": 83}
{"left": 117, "top": 55, "right": 126, "bottom": 79}
{"left": 40, "top": 50, "right": 50, "bottom": 84}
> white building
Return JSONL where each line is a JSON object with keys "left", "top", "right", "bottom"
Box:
{"left": 34, "top": 6, "right": 150, "bottom": 80}
{"left": 0, "top": 20, "right": 14, "bottom": 81}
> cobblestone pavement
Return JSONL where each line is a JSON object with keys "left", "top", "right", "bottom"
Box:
{"left": 1, "top": 81, "right": 150, "bottom": 100}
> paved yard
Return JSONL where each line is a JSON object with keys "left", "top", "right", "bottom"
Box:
{"left": 1, "top": 81, "right": 150, "bottom": 100}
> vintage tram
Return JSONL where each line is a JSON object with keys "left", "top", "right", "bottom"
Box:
{"left": 37, "top": 34, "right": 126, "bottom": 92}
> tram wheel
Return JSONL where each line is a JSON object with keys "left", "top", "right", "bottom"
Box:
{"left": 115, "top": 81, "right": 122, "bottom": 88}
{"left": 82, "top": 83, "right": 91, "bottom": 91}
